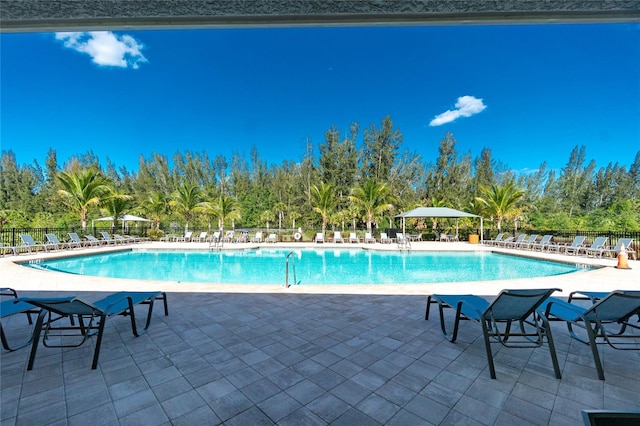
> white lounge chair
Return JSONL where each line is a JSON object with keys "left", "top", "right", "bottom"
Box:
{"left": 333, "top": 231, "right": 344, "bottom": 243}
{"left": 349, "top": 232, "right": 360, "bottom": 243}
{"left": 380, "top": 233, "right": 392, "bottom": 244}
{"left": 251, "top": 231, "right": 263, "bottom": 243}
{"left": 315, "top": 233, "right": 325, "bottom": 243}
{"left": 266, "top": 233, "right": 277, "bottom": 243}
{"left": 193, "top": 231, "right": 208, "bottom": 242}
{"left": 174, "top": 231, "right": 193, "bottom": 242}
{"left": 364, "top": 232, "right": 376, "bottom": 244}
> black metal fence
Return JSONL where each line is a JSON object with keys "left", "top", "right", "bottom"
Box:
{"left": 0, "top": 226, "right": 150, "bottom": 247}
{"left": 1, "top": 226, "right": 638, "bottom": 253}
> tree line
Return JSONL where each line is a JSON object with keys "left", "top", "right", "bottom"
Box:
{"left": 1, "top": 116, "right": 639, "bottom": 236}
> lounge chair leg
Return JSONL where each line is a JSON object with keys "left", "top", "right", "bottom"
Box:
{"left": 27, "top": 310, "right": 47, "bottom": 371}
{"left": 437, "top": 300, "right": 462, "bottom": 342}
{"left": 585, "top": 322, "right": 605, "bottom": 380}
{"left": 541, "top": 315, "right": 562, "bottom": 379}
{"left": 425, "top": 295, "right": 434, "bottom": 320}
{"left": 91, "top": 315, "right": 107, "bottom": 370}
{"left": 481, "top": 320, "right": 497, "bottom": 379}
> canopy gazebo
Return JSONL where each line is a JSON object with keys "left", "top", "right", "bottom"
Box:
{"left": 92, "top": 214, "right": 151, "bottom": 231}
{"left": 395, "top": 207, "right": 484, "bottom": 243}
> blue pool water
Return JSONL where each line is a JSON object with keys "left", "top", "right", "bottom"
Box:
{"left": 27, "top": 249, "right": 588, "bottom": 285}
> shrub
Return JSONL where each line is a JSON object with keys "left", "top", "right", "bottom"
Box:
{"left": 147, "top": 228, "right": 165, "bottom": 241}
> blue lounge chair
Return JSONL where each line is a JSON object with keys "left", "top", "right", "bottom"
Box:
{"left": 601, "top": 238, "right": 636, "bottom": 260}
{"left": 1, "top": 288, "right": 39, "bottom": 351}
{"left": 529, "top": 234, "right": 553, "bottom": 251}
{"left": 546, "top": 235, "right": 586, "bottom": 254}
{"left": 483, "top": 233, "right": 504, "bottom": 246}
{"left": 580, "top": 236, "right": 608, "bottom": 257}
{"left": 426, "top": 288, "right": 562, "bottom": 379}
{"left": 539, "top": 290, "right": 640, "bottom": 380}
{"left": 100, "top": 231, "right": 119, "bottom": 245}
{"left": 15, "top": 234, "right": 48, "bottom": 254}
{"left": 45, "top": 233, "right": 71, "bottom": 251}
{"left": 22, "top": 291, "right": 168, "bottom": 370}
{"left": 517, "top": 234, "right": 539, "bottom": 249}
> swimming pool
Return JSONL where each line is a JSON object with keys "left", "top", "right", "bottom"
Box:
{"left": 27, "top": 248, "right": 589, "bottom": 285}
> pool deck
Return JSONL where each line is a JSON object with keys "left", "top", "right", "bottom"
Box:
{"left": 1, "top": 241, "right": 639, "bottom": 425}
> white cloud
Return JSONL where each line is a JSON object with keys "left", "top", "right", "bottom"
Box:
{"left": 429, "top": 95, "right": 487, "bottom": 126}
{"left": 55, "top": 31, "right": 147, "bottom": 69}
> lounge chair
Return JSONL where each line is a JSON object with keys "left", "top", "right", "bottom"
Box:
{"left": 539, "top": 290, "right": 640, "bottom": 380}
{"left": 251, "top": 231, "right": 263, "bottom": 243}
{"left": 426, "top": 288, "right": 562, "bottom": 379}
{"left": 333, "top": 231, "right": 344, "bottom": 243}
{"left": 546, "top": 235, "right": 586, "bottom": 254}
{"left": 67, "top": 232, "right": 87, "bottom": 248}
{"left": 349, "top": 232, "right": 360, "bottom": 243}
{"left": 380, "top": 233, "right": 393, "bottom": 244}
{"left": 113, "top": 234, "right": 136, "bottom": 244}
{"left": 0, "top": 243, "right": 15, "bottom": 256}
{"left": 266, "top": 233, "right": 278, "bottom": 243}
{"left": 209, "top": 231, "right": 221, "bottom": 243}
{"left": 14, "top": 234, "right": 48, "bottom": 254}
{"left": 364, "top": 232, "right": 376, "bottom": 244}
{"left": 174, "top": 231, "right": 193, "bottom": 242}
{"left": 516, "top": 234, "right": 538, "bottom": 249}
{"left": 222, "top": 231, "right": 235, "bottom": 243}
{"left": 529, "top": 235, "right": 553, "bottom": 251}
{"left": 45, "top": 233, "right": 71, "bottom": 251}
{"left": 193, "top": 231, "right": 208, "bottom": 242}
{"left": 580, "top": 237, "right": 608, "bottom": 257}
{"left": 600, "top": 238, "right": 636, "bottom": 260}
{"left": 99, "top": 231, "right": 120, "bottom": 245}
{"left": 84, "top": 235, "right": 103, "bottom": 246}
{"left": 503, "top": 234, "right": 527, "bottom": 249}
{"left": 315, "top": 233, "right": 324, "bottom": 243}
{"left": 497, "top": 236, "right": 514, "bottom": 247}
{"left": 22, "top": 291, "right": 168, "bottom": 370}
{"left": 1, "top": 288, "right": 39, "bottom": 351}
{"left": 483, "top": 233, "right": 504, "bottom": 246}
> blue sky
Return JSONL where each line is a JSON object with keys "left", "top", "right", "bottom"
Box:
{"left": 1, "top": 23, "right": 638, "bottom": 174}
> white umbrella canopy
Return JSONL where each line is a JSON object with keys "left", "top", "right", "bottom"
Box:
{"left": 92, "top": 215, "right": 151, "bottom": 230}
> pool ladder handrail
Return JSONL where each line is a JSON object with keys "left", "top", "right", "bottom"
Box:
{"left": 209, "top": 237, "right": 223, "bottom": 251}
{"left": 397, "top": 235, "right": 412, "bottom": 251}
{"left": 285, "top": 251, "right": 297, "bottom": 288}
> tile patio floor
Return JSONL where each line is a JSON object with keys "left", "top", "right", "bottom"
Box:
{"left": 1, "top": 242, "right": 639, "bottom": 425}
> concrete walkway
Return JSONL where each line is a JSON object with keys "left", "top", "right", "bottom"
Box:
{"left": 1, "top": 242, "right": 639, "bottom": 425}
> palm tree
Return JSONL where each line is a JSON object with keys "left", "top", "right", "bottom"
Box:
{"left": 310, "top": 182, "right": 335, "bottom": 235}
{"left": 144, "top": 191, "right": 171, "bottom": 229}
{"left": 260, "top": 210, "right": 275, "bottom": 231}
{"left": 349, "top": 179, "right": 394, "bottom": 235}
{"left": 101, "top": 188, "right": 134, "bottom": 230}
{"left": 56, "top": 168, "right": 110, "bottom": 229}
{"left": 475, "top": 182, "right": 525, "bottom": 231}
{"left": 170, "top": 183, "right": 203, "bottom": 233}
{"left": 289, "top": 211, "right": 301, "bottom": 231}
{"left": 199, "top": 194, "right": 241, "bottom": 232}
